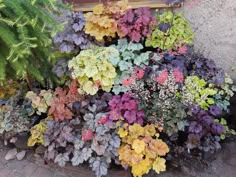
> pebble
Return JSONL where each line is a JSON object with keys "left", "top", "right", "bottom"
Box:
{"left": 5, "top": 148, "right": 17, "bottom": 160}
{"left": 16, "top": 150, "right": 26, "bottom": 160}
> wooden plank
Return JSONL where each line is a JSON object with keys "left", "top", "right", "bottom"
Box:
{"left": 70, "top": 0, "right": 180, "bottom": 12}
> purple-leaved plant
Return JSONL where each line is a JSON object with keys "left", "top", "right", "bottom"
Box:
{"left": 188, "top": 105, "right": 224, "bottom": 139}
{"left": 117, "top": 7, "right": 157, "bottom": 42}
{"left": 53, "top": 12, "right": 98, "bottom": 54}
{"left": 106, "top": 93, "right": 144, "bottom": 125}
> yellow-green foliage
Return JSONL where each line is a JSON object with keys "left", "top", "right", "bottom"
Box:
{"left": 182, "top": 76, "right": 217, "bottom": 109}
{"left": 146, "top": 11, "right": 194, "bottom": 50}
{"left": 28, "top": 121, "right": 47, "bottom": 147}
{"left": 68, "top": 47, "right": 118, "bottom": 95}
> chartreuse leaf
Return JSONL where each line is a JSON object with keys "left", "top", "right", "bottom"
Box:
{"left": 68, "top": 47, "right": 118, "bottom": 95}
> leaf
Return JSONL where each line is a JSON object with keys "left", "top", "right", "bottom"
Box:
{"left": 118, "top": 128, "right": 128, "bottom": 138}
{"left": 74, "top": 138, "right": 85, "bottom": 150}
{"left": 88, "top": 105, "right": 97, "bottom": 113}
{"left": 152, "top": 157, "right": 166, "bottom": 174}
{"left": 119, "top": 61, "right": 132, "bottom": 71}
{"left": 82, "top": 81, "right": 99, "bottom": 95}
{"left": 154, "top": 140, "right": 169, "bottom": 156}
{"left": 132, "top": 139, "right": 145, "bottom": 154}
{"left": 72, "top": 148, "right": 92, "bottom": 166}
{"left": 54, "top": 153, "right": 70, "bottom": 167}
{"left": 91, "top": 159, "right": 108, "bottom": 177}
{"left": 131, "top": 158, "right": 151, "bottom": 177}
{"left": 92, "top": 138, "right": 107, "bottom": 156}
{"left": 110, "top": 135, "right": 120, "bottom": 148}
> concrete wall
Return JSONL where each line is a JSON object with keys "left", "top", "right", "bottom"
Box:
{"left": 182, "top": 0, "right": 236, "bottom": 79}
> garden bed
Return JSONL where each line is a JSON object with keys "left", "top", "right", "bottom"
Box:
{"left": 0, "top": 1, "right": 235, "bottom": 177}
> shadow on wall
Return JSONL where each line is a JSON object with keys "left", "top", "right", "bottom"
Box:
{"left": 182, "top": 0, "right": 236, "bottom": 80}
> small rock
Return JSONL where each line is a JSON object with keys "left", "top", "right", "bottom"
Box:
{"left": 5, "top": 148, "right": 17, "bottom": 160}
{"left": 16, "top": 150, "right": 26, "bottom": 160}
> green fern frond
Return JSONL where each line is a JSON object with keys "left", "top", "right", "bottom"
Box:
{"left": 0, "top": 0, "right": 65, "bottom": 85}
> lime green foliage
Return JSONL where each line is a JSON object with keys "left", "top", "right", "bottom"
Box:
{"left": 68, "top": 47, "right": 118, "bottom": 95}
{"left": 0, "top": 0, "right": 64, "bottom": 83}
{"left": 145, "top": 11, "right": 194, "bottom": 50}
{"left": 182, "top": 76, "right": 217, "bottom": 109}
{"left": 26, "top": 90, "right": 53, "bottom": 115}
{"left": 28, "top": 120, "right": 47, "bottom": 147}
{"left": 215, "top": 118, "right": 236, "bottom": 140}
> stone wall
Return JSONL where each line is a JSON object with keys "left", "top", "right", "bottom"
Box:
{"left": 183, "top": 0, "right": 236, "bottom": 79}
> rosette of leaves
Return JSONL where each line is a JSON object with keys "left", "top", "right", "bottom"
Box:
{"left": 43, "top": 118, "right": 80, "bottom": 165}
{"left": 145, "top": 11, "right": 194, "bottom": 50}
{"left": 48, "top": 86, "right": 81, "bottom": 121}
{"left": 84, "top": 1, "right": 128, "bottom": 41}
{"left": 43, "top": 93, "right": 120, "bottom": 177}
{"left": 68, "top": 47, "right": 118, "bottom": 95}
{"left": 109, "top": 39, "right": 161, "bottom": 94}
{"left": 28, "top": 120, "right": 47, "bottom": 147}
{"left": 185, "top": 105, "right": 226, "bottom": 150}
{"left": 26, "top": 90, "right": 53, "bottom": 115}
{"left": 130, "top": 67, "right": 187, "bottom": 136}
{"left": 118, "top": 123, "right": 169, "bottom": 177}
{"left": 72, "top": 105, "right": 120, "bottom": 177}
{"left": 0, "top": 90, "right": 34, "bottom": 140}
{"left": 181, "top": 76, "right": 217, "bottom": 110}
{"left": 186, "top": 55, "right": 226, "bottom": 86}
{"left": 106, "top": 93, "right": 145, "bottom": 125}
{"left": 53, "top": 12, "right": 98, "bottom": 54}
{"left": 117, "top": 7, "right": 157, "bottom": 42}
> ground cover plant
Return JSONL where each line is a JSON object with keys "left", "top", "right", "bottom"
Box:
{"left": 0, "top": 1, "right": 235, "bottom": 177}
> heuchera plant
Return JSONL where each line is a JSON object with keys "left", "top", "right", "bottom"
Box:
{"left": 130, "top": 67, "right": 187, "bottom": 136}
{"left": 186, "top": 55, "right": 225, "bottom": 86}
{"left": 28, "top": 120, "right": 47, "bottom": 147}
{"left": 84, "top": 2, "right": 128, "bottom": 41}
{"left": 117, "top": 7, "right": 157, "bottom": 42}
{"left": 26, "top": 90, "right": 53, "bottom": 115}
{"left": 54, "top": 12, "right": 97, "bottom": 54}
{"left": 48, "top": 86, "right": 81, "bottom": 121}
{"left": 109, "top": 39, "right": 161, "bottom": 94}
{"left": 186, "top": 105, "right": 225, "bottom": 150}
{"left": 181, "top": 76, "right": 217, "bottom": 110}
{"left": 106, "top": 93, "right": 145, "bottom": 125}
{"left": 1, "top": 1, "right": 234, "bottom": 176}
{"left": 68, "top": 47, "right": 118, "bottom": 95}
{"left": 146, "top": 11, "right": 194, "bottom": 50}
{"left": 0, "top": 91, "right": 34, "bottom": 139}
{"left": 118, "top": 123, "right": 169, "bottom": 177}
{"left": 214, "top": 74, "right": 234, "bottom": 111}
{"left": 43, "top": 93, "right": 120, "bottom": 177}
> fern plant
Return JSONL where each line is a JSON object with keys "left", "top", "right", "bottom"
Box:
{"left": 0, "top": 0, "right": 64, "bottom": 84}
